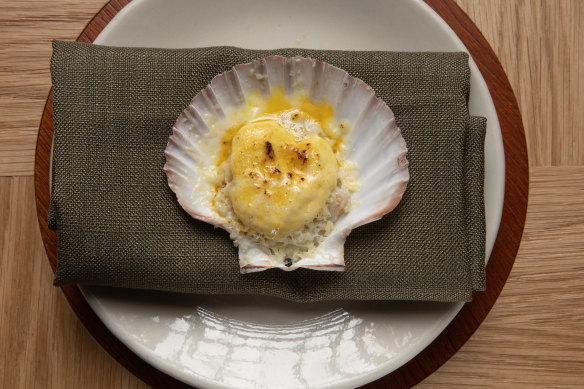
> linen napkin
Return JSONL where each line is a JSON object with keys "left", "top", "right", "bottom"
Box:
{"left": 49, "top": 41, "right": 486, "bottom": 302}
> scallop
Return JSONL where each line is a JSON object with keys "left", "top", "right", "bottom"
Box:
{"left": 164, "top": 56, "right": 409, "bottom": 273}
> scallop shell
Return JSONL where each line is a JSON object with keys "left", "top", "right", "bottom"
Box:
{"left": 164, "top": 56, "right": 409, "bottom": 273}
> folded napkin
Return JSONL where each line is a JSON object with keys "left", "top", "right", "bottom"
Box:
{"left": 49, "top": 41, "right": 485, "bottom": 302}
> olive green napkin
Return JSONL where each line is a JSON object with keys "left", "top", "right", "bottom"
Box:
{"left": 49, "top": 40, "right": 486, "bottom": 302}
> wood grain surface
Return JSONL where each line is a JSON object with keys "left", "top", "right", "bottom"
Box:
{"left": 1, "top": 0, "right": 582, "bottom": 388}
{"left": 33, "top": 0, "right": 528, "bottom": 387}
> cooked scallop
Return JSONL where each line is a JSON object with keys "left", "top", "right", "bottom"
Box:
{"left": 164, "top": 56, "right": 409, "bottom": 273}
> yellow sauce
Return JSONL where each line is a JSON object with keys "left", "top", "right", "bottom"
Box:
{"left": 216, "top": 87, "right": 344, "bottom": 168}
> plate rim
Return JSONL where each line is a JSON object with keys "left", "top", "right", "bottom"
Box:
{"left": 34, "top": 0, "right": 528, "bottom": 387}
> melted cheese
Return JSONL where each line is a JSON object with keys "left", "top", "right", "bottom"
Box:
{"left": 229, "top": 118, "right": 338, "bottom": 237}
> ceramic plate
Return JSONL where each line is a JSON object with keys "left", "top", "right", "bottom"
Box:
{"left": 81, "top": 0, "right": 505, "bottom": 388}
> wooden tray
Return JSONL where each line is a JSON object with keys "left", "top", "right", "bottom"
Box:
{"left": 34, "top": 0, "right": 529, "bottom": 387}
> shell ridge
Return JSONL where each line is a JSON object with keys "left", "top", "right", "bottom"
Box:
{"left": 333, "top": 75, "right": 358, "bottom": 121}
{"left": 309, "top": 60, "right": 325, "bottom": 102}
{"left": 349, "top": 124, "right": 405, "bottom": 179}
{"left": 227, "top": 69, "right": 246, "bottom": 106}
{"left": 265, "top": 56, "right": 287, "bottom": 94}
{"left": 170, "top": 126, "right": 200, "bottom": 151}
{"left": 164, "top": 135, "right": 192, "bottom": 168}
{"left": 321, "top": 64, "right": 349, "bottom": 107}
{"left": 179, "top": 104, "right": 209, "bottom": 136}
{"left": 210, "top": 69, "right": 246, "bottom": 110}
{"left": 163, "top": 161, "right": 191, "bottom": 184}
{"left": 345, "top": 95, "right": 383, "bottom": 161}
{"left": 164, "top": 141, "right": 206, "bottom": 176}
{"left": 253, "top": 58, "right": 270, "bottom": 96}
{"left": 167, "top": 128, "right": 208, "bottom": 167}
{"left": 201, "top": 87, "right": 225, "bottom": 120}
{"left": 352, "top": 176, "right": 409, "bottom": 218}
{"left": 357, "top": 157, "right": 399, "bottom": 186}
{"left": 298, "top": 57, "right": 315, "bottom": 95}
{"left": 232, "top": 62, "right": 256, "bottom": 96}
{"left": 350, "top": 92, "right": 378, "bottom": 133}
{"left": 284, "top": 57, "right": 296, "bottom": 95}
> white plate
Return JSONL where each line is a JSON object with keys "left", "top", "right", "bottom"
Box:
{"left": 82, "top": 0, "right": 505, "bottom": 388}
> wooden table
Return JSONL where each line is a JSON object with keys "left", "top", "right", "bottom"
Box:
{"left": 1, "top": 1, "right": 582, "bottom": 387}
